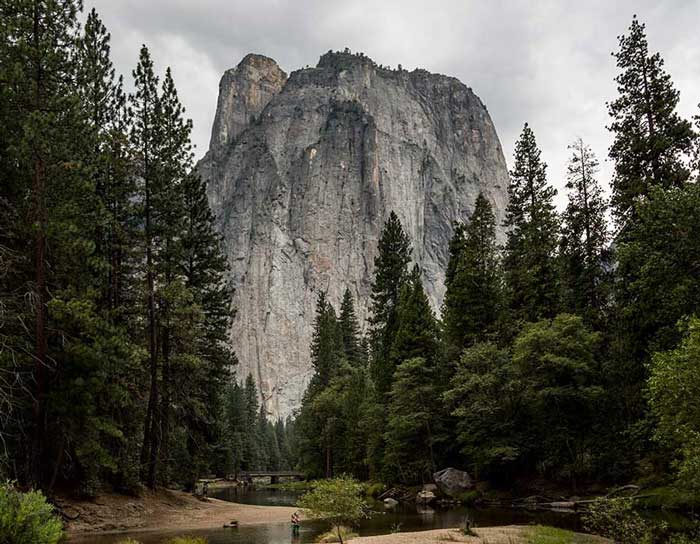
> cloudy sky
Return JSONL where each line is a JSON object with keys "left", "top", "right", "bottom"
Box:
{"left": 91, "top": 0, "right": 700, "bottom": 207}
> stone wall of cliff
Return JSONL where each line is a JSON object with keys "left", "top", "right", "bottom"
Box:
{"left": 198, "top": 51, "right": 510, "bottom": 418}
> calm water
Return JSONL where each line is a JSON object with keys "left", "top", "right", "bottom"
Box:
{"left": 70, "top": 486, "right": 582, "bottom": 544}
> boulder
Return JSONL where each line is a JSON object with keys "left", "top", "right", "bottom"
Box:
{"left": 415, "top": 490, "right": 436, "bottom": 504}
{"left": 422, "top": 483, "right": 439, "bottom": 494}
{"left": 433, "top": 468, "right": 473, "bottom": 498}
{"left": 383, "top": 498, "right": 398, "bottom": 508}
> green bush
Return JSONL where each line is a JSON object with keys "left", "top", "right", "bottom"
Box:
{"left": 582, "top": 498, "right": 652, "bottom": 544}
{"left": 165, "top": 538, "right": 208, "bottom": 544}
{"left": 0, "top": 482, "right": 64, "bottom": 544}
{"left": 363, "top": 482, "right": 385, "bottom": 497}
{"left": 457, "top": 489, "right": 481, "bottom": 505}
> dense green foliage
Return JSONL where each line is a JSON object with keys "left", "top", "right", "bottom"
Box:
{"left": 218, "top": 375, "right": 295, "bottom": 475}
{"left": 648, "top": 318, "right": 700, "bottom": 491}
{"left": 0, "top": 483, "right": 63, "bottom": 544}
{"left": 297, "top": 476, "right": 367, "bottom": 544}
{"left": 503, "top": 123, "right": 560, "bottom": 324}
{"left": 0, "top": 2, "right": 237, "bottom": 494}
{"left": 294, "top": 17, "right": 700, "bottom": 506}
{"left": 442, "top": 193, "right": 502, "bottom": 356}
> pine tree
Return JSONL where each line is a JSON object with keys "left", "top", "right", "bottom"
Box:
{"left": 390, "top": 265, "right": 440, "bottom": 368}
{"left": 338, "top": 288, "right": 363, "bottom": 366}
{"left": 130, "top": 45, "right": 162, "bottom": 488}
{"left": 308, "top": 292, "right": 342, "bottom": 391}
{"left": 559, "top": 139, "right": 609, "bottom": 325}
{"left": 369, "top": 212, "right": 412, "bottom": 394}
{"left": 608, "top": 16, "right": 695, "bottom": 225}
{"left": 503, "top": 123, "right": 559, "bottom": 324}
{"left": 442, "top": 193, "right": 502, "bottom": 355}
{"left": 384, "top": 357, "right": 441, "bottom": 483}
{"left": 243, "top": 374, "right": 261, "bottom": 469}
{"left": 0, "top": 0, "right": 97, "bottom": 488}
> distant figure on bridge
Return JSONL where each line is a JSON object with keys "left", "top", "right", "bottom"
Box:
{"left": 291, "top": 511, "right": 300, "bottom": 536}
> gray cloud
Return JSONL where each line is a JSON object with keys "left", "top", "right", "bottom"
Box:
{"left": 91, "top": 0, "right": 700, "bottom": 207}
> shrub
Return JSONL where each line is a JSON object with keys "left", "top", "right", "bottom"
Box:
{"left": 298, "top": 476, "right": 367, "bottom": 544}
{"left": 582, "top": 498, "right": 652, "bottom": 544}
{"left": 0, "top": 482, "right": 64, "bottom": 544}
{"left": 316, "top": 526, "right": 358, "bottom": 542}
{"left": 165, "top": 538, "right": 208, "bottom": 544}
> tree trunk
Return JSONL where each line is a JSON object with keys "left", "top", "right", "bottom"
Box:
{"left": 29, "top": 0, "right": 48, "bottom": 489}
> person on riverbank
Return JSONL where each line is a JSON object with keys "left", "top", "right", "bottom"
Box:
{"left": 291, "top": 511, "right": 300, "bottom": 535}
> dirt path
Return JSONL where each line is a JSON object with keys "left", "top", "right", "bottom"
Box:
{"left": 62, "top": 488, "right": 297, "bottom": 535}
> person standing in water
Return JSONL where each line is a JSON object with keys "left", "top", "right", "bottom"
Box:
{"left": 291, "top": 511, "right": 300, "bottom": 535}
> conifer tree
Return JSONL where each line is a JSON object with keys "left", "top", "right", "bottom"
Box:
{"left": 243, "top": 374, "right": 262, "bottom": 469}
{"left": 442, "top": 193, "right": 501, "bottom": 356}
{"left": 0, "top": 0, "right": 98, "bottom": 488}
{"left": 308, "top": 292, "right": 342, "bottom": 392}
{"left": 384, "top": 357, "right": 441, "bottom": 483}
{"left": 369, "top": 212, "right": 412, "bottom": 394}
{"left": 129, "top": 45, "right": 167, "bottom": 488}
{"left": 608, "top": 16, "right": 695, "bottom": 225}
{"left": 503, "top": 124, "right": 559, "bottom": 324}
{"left": 390, "top": 265, "right": 440, "bottom": 368}
{"left": 559, "top": 139, "right": 609, "bottom": 325}
{"left": 338, "top": 288, "right": 363, "bottom": 366}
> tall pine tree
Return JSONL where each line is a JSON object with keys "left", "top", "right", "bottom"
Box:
{"left": 503, "top": 123, "right": 559, "bottom": 324}
{"left": 369, "top": 212, "right": 412, "bottom": 395}
{"left": 442, "top": 193, "right": 502, "bottom": 356}
{"left": 559, "top": 138, "right": 609, "bottom": 326}
{"left": 608, "top": 16, "right": 694, "bottom": 225}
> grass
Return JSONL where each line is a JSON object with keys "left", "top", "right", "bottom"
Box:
{"left": 526, "top": 525, "right": 601, "bottom": 544}
{"left": 316, "top": 525, "right": 359, "bottom": 542}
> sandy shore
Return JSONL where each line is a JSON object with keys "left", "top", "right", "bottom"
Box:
{"left": 63, "top": 488, "right": 296, "bottom": 535}
{"left": 353, "top": 526, "right": 610, "bottom": 543}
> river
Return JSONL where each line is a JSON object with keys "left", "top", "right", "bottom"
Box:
{"left": 74, "top": 486, "right": 583, "bottom": 544}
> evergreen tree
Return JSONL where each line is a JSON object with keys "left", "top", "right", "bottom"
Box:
{"left": 444, "top": 222, "right": 468, "bottom": 289}
{"left": 338, "top": 288, "right": 364, "bottom": 366}
{"left": 0, "top": 0, "right": 100, "bottom": 488}
{"left": 442, "top": 193, "right": 502, "bottom": 356}
{"left": 243, "top": 374, "right": 262, "bottom": 469}
{"left": 384, "top": 358, "right": 441, "bottom": 483}
{"left": 608, "top": 16, "right": 695, "bottom": 225}
{"left": 308, "top": 292, "right": 342, "bottom": 392}
{"left": 503, "top": 123, "right": 559, "bottom": 324}
{"left": 559, "top": 139, "right": 609, "bottom": 326}
{"left": 130, "top": 44, "right": 162, "bottom": 488}
{"left": 390, "top": 265, "right": 440, "bottom": 368}
{"left": 369, "top": 212, "right": 412, "bottom": 394}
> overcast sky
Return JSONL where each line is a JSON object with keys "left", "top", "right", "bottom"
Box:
{"left": 90, "top": 0, "right": 700, "bottom": 207}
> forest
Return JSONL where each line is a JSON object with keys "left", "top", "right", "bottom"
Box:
{"left": 1, "top": 0, "right": 700, "bottom": 525}
{"left": 294, "top": 17, "right": 700, "bottom": 499}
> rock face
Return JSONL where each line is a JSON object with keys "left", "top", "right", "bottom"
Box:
{"left": 433, "top": 468, "right": 474, "bottom": 498}
{"left": 198, "top": 51, "right": 510, "bottom": 418}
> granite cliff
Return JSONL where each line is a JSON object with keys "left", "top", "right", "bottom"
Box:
{"left": 198, "top": 51, "right": 510, "bottom": 418}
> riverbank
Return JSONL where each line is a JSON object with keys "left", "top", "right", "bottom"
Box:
{"left": 353, "top": 526, "right": 610, "bottom": 543}
{"left": 62, "top": 488, "right": 297, "bottom": 535}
